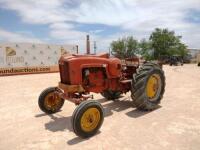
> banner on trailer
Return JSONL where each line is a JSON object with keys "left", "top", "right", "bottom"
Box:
{"left": 0, "top": 43, "right": 78, "bottom": 76}
{"left": 0, "top": 66, "right": 59, "bottom": 76}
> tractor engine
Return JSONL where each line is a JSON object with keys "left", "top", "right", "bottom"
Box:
{"left": 82, "top": 67, "right": 106, "bottom": 88}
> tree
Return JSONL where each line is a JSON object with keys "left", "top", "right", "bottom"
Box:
{"left": 111, "top": 36, "right": 138, "bottom": 59}
{"left": 110, "top": 28, "right": 188, "bottom": 60}
{"left": 138, "top": 39, "right": 153, "bottom": 60}
{"left": 150, "top": 28, "right": 188, "bottom": 59}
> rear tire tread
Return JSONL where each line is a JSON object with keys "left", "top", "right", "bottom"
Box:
{"left": 131, "top": 62, "right": 165, "bottom": 110}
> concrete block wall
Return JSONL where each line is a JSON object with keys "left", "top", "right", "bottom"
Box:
{"left": 0, "top": 43, "right": 78, "bottom": 76}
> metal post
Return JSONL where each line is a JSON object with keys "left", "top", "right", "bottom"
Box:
{"left": 94, "top": 41, "right": 97, "bottom": 54}
{"left": 76, "top": 45, "right": 79, "bottom": 54}
{"left": 86, "top": 35, "right": 90, "bottom": 54}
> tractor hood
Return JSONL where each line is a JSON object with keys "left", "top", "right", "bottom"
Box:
{"left": 58, "top": 53, "right": 122, "bottom": 85}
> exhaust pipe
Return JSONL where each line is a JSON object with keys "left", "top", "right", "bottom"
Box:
{"left": 86, "top": 35, "right": 90, "bottom": 54}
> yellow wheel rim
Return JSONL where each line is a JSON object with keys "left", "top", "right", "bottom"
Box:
{"left": 44, "top": 92, "right": 62, "bottom": 110}
{"left": 146, "top": 74, "right": 161, "bottom": 100}
{"left": 80, "top": 108, "right": 101, "bottom": 132}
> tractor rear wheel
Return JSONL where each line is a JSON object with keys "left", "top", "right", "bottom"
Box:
{"left": 38, "top": 87, "right": 65, "bottom": 114}
{"left": 72, "top": 100, "right": 104, "bottom": 138}
{"left": 131, "top": 62, "right": 165, "bottom": 110}
{"left": 101, "top": 90, "right": 121, "bottom": 100}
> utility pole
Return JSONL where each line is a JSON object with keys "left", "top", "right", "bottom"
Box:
{"left": 109, "top": 47, "right": 111, "bottom": 56}
{"left": 94, "top": 41, "right": 97, "bottom": 54}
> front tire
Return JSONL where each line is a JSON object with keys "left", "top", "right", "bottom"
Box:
{"left": 72, "top": 100, "right": 104, "bottom": 138}
{"left": 131, "top": 62, "right": 165, "bottom": 110}
{"left": 38, "top": 87, "right": 65, "bottom": 114}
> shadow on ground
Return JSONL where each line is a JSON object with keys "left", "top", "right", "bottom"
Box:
{"left": 66, "top": 131, "right": 101, "bottom": 145}
{"left": 126, "top": 105, "right": 161, "bottom": 118}
{"left": 35, "top": 97, "right": 161, "bottom": 145}
{"left": 35, "top": 113, "right": 73, "bottom": 132}
{"left": 45, "top": 115, "right": 73, "bottom": 132}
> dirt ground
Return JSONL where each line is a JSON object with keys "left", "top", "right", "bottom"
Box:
{"left": 0, "top": 64, "right": 200, "bottom": 150}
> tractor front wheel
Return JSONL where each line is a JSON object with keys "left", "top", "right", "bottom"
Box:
{"left": 131, "top": 62, "right": 165, "bottom": 110}
{"left": 38, "top": 87, "right": 65, "bottom": 114}
{"left": 72, "top": 100, "right": 104, "bottom": 138}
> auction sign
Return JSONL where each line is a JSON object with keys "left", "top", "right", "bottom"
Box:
{"left": 0, "top": 43, "right": 78, "bottom": 76}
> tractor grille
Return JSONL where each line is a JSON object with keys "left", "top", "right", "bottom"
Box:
{"left": 59, "top": 61, "right": 70, "bottom": 84}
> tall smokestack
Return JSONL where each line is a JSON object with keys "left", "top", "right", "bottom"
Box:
{"left": 76, "top": 45, "right": 79, "bottom": 54}
{"left": 86, "top": 35, "right": 90, "bottom": 54}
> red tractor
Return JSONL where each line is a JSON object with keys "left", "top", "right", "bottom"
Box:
{"left": 38, "top": 53, "right": 165, "bottom": 138}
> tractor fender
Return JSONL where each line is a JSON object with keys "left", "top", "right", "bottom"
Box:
{"left": 108, "top": 58, "right": 122, "bottom": 77}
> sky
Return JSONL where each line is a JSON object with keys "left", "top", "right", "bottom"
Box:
{"left": 0, "top": 0, "right": 200, "bottom": 53}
